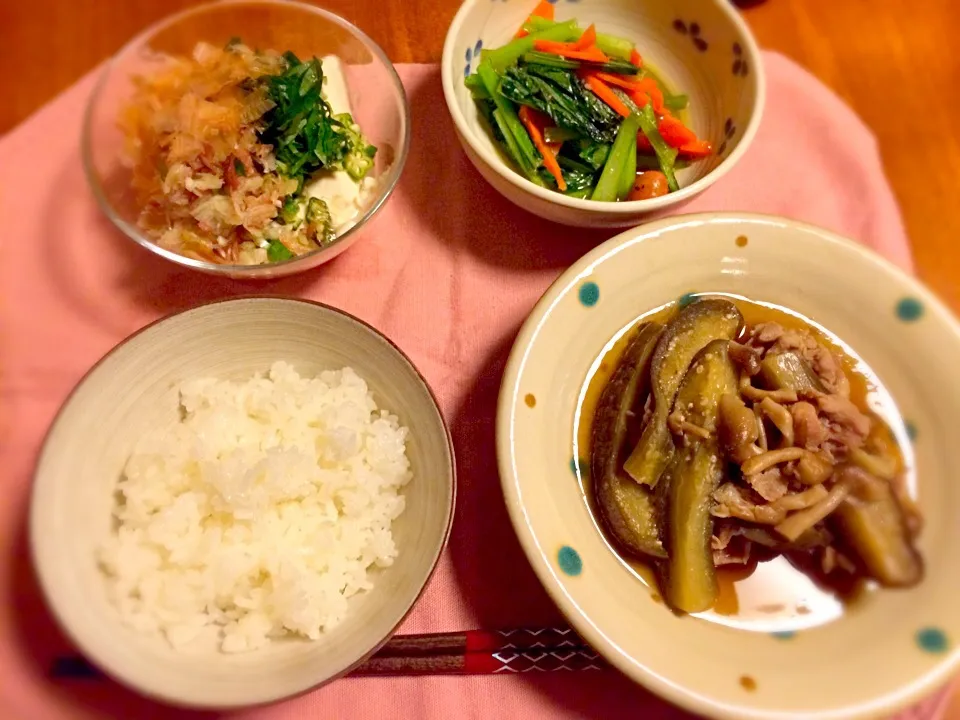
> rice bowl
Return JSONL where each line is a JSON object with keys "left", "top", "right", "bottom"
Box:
{"left": 30, "top": 297, "right": 455, "bottom": 708}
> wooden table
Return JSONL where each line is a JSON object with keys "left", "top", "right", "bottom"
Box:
{"left": 3, "top": 0, "right": 959, "bottom": 716}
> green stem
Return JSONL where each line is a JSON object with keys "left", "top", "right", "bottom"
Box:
{"left": 637, "top": 104, "right": 679, "bottom": 192}
{"left": 591, "top": 113, "right": 642, "bottom": 201}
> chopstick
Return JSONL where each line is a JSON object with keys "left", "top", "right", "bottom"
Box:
{"left": 49, "top": 627, "right": 608, "bottom": 679}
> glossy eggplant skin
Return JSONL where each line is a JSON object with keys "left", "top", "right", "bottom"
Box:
{"left": 757, "top": 351, "right": 825, "bottom": 393}
{"left": 623, "top": 299, "right": 743, "bottom": 488}
{"left": 659, "top": 340, "right": 739, "bottom": 613}
{"left": 591, "top": 323, "right": 667, "bottom": 559}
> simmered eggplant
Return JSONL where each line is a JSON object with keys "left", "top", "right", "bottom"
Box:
{"left": 590, "top": 324, "right": 667, "bottom": 559}
{"left": 623, "top": 299, "right": 743, "bottom": 487}
{"left": 583, "top": 295, "right": 925, "bottom": 617}
{"left": 757, "top": 352, "right": 825, "bottom": 394}
{"left": 659, "top": 340, "right": 739, "bottom": 613}
{"left": 832, "top": 476, "right": 924, "bottom": 587}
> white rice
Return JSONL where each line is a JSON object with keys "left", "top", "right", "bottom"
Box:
{"left": 98, "top": 361, "right": 411, "bottom": 653}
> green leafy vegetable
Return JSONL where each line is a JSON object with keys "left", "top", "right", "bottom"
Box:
{"left": 483, "top": 20, "right": 580, "bottom": 72}
{"left": 261, "top": 52, "right": 377, "bottom": 185}
{"left": 521, "top": 17, "right": 636, "bottom": 61}
{"left": 464, "top": 73, "right": 490, "bottom": 99}
{"left": 618, "top": 131, "right": 638, "bottom": 200}
{"left": 520, "top": 51, "right": 639, "bottom": 75}
{"left": 267, "top": 239, "right": 294, "bottom": 262}
{"left": 499, "top": 65, "right": 620, "bottom": 144}
{"left": 577, "top": 140, "right": 611, "bottom": 170}
{"left": 543, "top": 126, "right": 579, "bottom": 143}
{"left": 592, "top": 112, "right": 641, "bottom": 202}
{"left": 637, "top": 104, "right": 680, "bottom": 192}
{"left": 233, "top": 157, "right": 247, "bottom": 177}
{"left": 478, "top": 62, "right": 542, "bottom": 175}
{"left": 664, "top": 93, "right": 689, "bottom": 111}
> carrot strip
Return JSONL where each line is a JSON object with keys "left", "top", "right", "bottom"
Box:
{"left": 593, "top": 71, "right": 645, "bottom": 91}
{"left": 582, "top": 74, "right": 633, "bottom": 118}
{"left": 628, "top": 90, "right": 651, "bottom": 110}
{"left": 678, "top": 139, "right": 713, "bottom": 158}
{"left": 533, "top": 40, "right": 610, "bottom": 62}
{"left": 636, "top": 78, "right": 665, "bottom": 113}
{"left": 590, "top": 73, "right": 663, "bottom": 113}
{"left": 630, "top": 49, "right": 643, "bottom": 67}
{"left": 572, "top": 24, "right": 597, "bottom": 50}
{"left": 518, "top": 105, "right": 567, "bottom": 191}
{"left": 658, "top": 114, "right": 697, "bottom": 148}
{"left": 515, "top": 0, "right": 555, "bottom": 38}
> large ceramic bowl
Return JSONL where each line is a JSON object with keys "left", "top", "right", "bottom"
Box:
{"left": 83, "top": 0, "right": 410, "bottom": 279}
{"left": 496, "top": 213, "right": 960, "bottom": 719}
{"left": 30, "top": 298, "right": 455, "bottom": 709}
{"left": 442, "top": 0, "right": 764, "bottom": 228}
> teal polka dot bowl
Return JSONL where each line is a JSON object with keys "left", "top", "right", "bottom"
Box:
{"left": 496, "top": 213, "right": 960, "bottom": 720}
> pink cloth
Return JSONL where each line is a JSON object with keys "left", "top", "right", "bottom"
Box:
{"left": 0, "top": 54, "right": 948, "bottom": 720}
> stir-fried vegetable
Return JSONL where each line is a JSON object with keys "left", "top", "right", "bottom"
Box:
{"left": 465, "top": 1, "right": 712, "bottom": 200}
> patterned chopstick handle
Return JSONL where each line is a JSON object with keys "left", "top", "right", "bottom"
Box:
{"left": 464, "top": 627, "right": 587, "bottom": 653}
{"left": 464, "top": 647, "right": 605, "bottom": 674}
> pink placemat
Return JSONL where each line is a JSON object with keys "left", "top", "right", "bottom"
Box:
{"left": 0, "top": 54, "right": 950, "bottom": 720}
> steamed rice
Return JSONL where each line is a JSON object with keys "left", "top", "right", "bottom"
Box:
{"left": 98, "top": 361, "right": 411, "bottom": 653}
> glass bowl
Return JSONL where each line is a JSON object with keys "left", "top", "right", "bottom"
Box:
{"left": 82, "top": 0, "right": 410, "bottom": 280}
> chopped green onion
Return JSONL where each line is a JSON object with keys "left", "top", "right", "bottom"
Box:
{"left": 267, "top": 239, "right": 294, "bottom": 262}
{"left": 233, "top": 157, "right": 246, "bottom": 177}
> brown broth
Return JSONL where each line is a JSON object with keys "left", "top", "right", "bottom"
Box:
{"left": 571, "top": 294, "right": 915, "bottom": 632}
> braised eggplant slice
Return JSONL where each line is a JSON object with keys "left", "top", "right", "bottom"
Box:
{"left": 757, "top": 352, "right": 825, "bottom": 394}
{"left": 659, "top": 340, "right": 739, "bottom": 613}
{"left": 591, "top": 323, "right": 667, "bottom": 559}
{"left": 832, "top": 478, "right": 924, "bottom": 587}
{"left": 623, "top": 299, "right": 743, "bottom": 488}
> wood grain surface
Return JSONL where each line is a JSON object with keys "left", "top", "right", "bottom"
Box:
{"left": 2, "top": 0, "right": 958, "bottom": 310}
{"left": 3, "top": 0, "right": 960, "bottom": 715}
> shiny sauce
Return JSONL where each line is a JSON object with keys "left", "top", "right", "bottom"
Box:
{"left": 571, "top": 294, "right": 915, "bottom": 632}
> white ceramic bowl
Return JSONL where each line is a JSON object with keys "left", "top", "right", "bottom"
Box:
{"left": 30, "top": 298, "right": 455, "bottom": 709}
{"left": 442, "top": 0, "right": 764, "bottom": 227}
{"left": 496, "top": 213, "right": 960, "bottom": 719}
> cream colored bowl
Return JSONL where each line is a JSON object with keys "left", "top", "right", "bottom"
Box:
{"left": 442, "top": 0, "right": 764, "bottom": 227}
{"left": 30, "top": 298, "right": 455, "bottom": 709}
{"left": 496, "top": 214, "right": 960, "bottom": 719}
